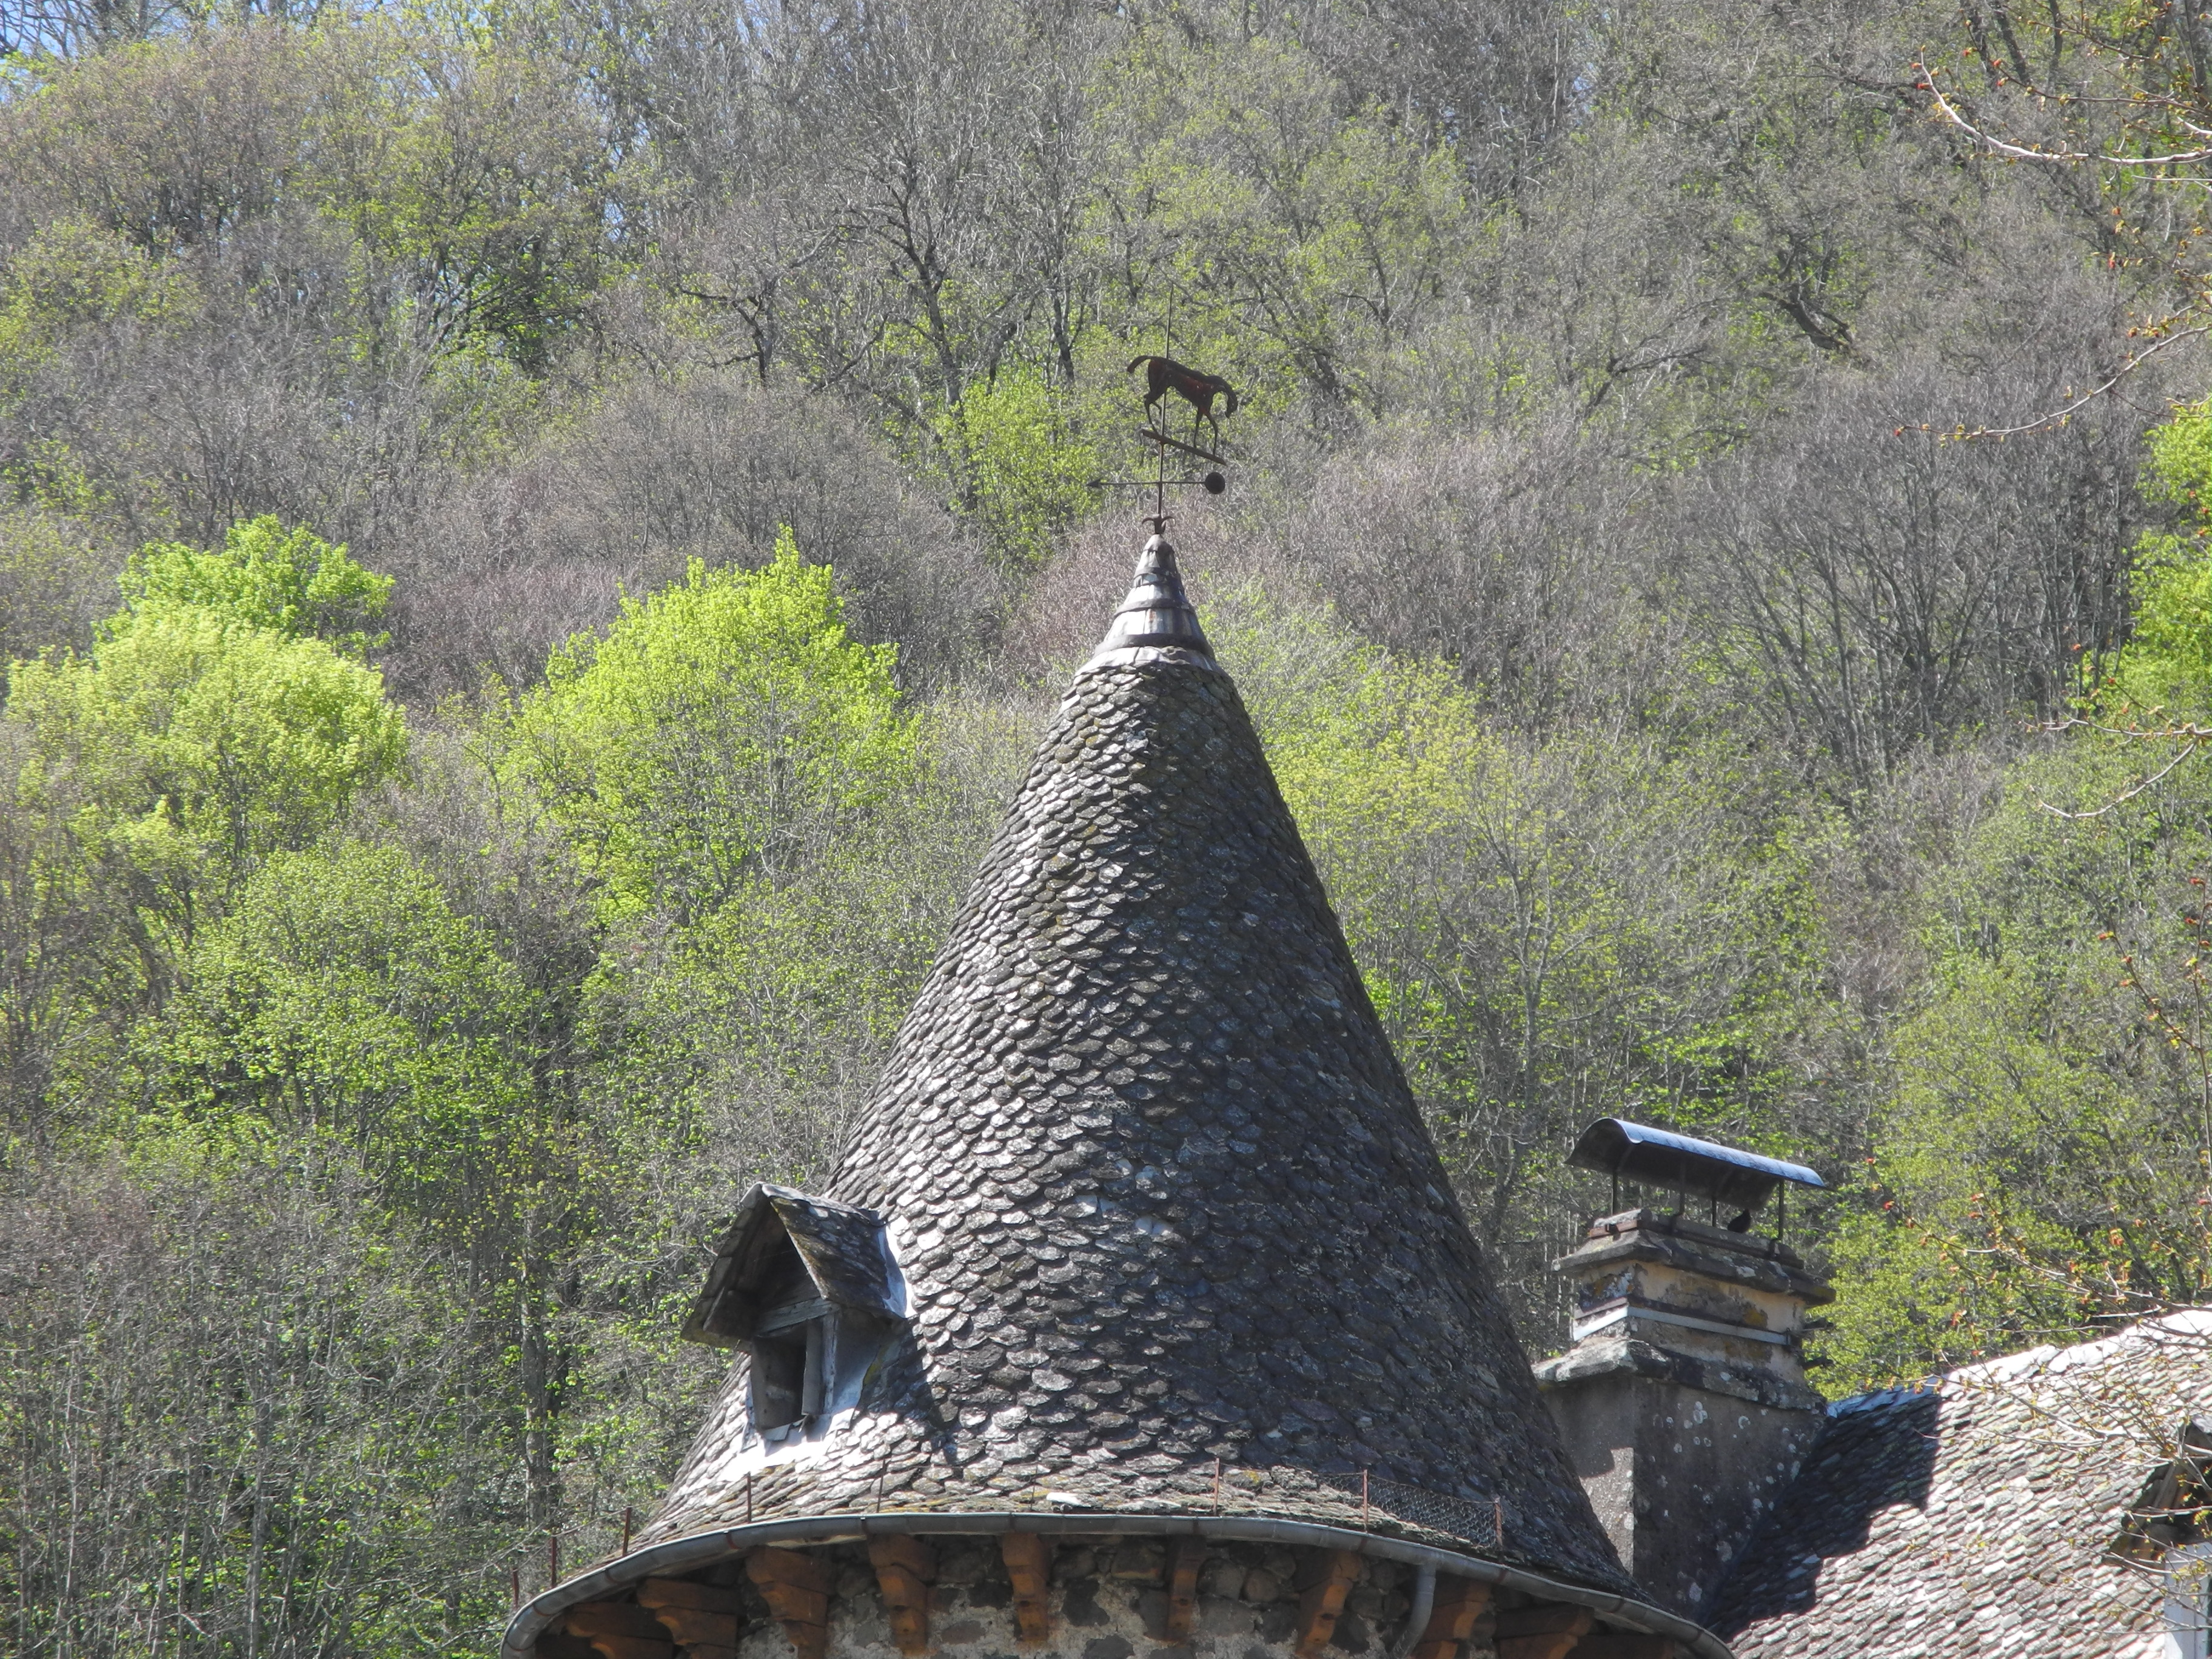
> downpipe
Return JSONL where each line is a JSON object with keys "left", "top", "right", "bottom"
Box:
{"left": 1389, "top": 1563, "right": 1436, "bottom": 1659}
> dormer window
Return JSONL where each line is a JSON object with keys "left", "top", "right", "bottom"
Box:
{"left": 2112, "top": 1420, "right": 2212, "bottom": 1658}
{"left": 682, "top": 1185, "right": 907, "bottom": 1443}
{"left": 750, "top": 1298, "right": 825, "bottom": 1432}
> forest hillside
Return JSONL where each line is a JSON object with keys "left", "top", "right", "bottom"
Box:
{"left": 5, "top": 0, "right": 2212, "bottom": 1652}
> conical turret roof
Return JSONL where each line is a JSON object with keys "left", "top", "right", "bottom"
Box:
{"left": 640, "top": 535, "right": 1632, "bottom": 1596}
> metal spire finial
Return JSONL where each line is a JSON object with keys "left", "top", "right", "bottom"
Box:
{"left": 1085, "top": 533, "right": 1215, "bottom": 670}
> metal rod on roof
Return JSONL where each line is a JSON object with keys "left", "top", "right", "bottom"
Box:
{"left": 622, "top": 1507, "right": 633, "bottom": 1557}
{"left": 549, "top": 1531, "right": 560, "bottom": 1587}
{"left": 511, "top": 1567, "right": 520, "bottom": 1610}
{"left": 1361, "top": 1469, "right": 1370, "bottom": 1529}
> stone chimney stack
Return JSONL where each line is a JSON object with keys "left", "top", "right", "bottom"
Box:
{"left": 1533, "top": 1122, "right": 1832, "bottom": 1623}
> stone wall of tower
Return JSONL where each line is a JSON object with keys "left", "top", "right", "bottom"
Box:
{"left": 545, "top": 1533, "right": 1661, "bottom": 1659}
{"left": 706, "top": 1539, "right": 1436, "bottom": 1659}
{"left": 537, "top": 1526, "right": 1711, "bottom": 1659}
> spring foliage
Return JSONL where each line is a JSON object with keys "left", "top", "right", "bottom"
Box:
{"left": 10, "top": 0, "right": 2212, "bottom": 1651}
{"left": 513, "top": 531, "right": 914, "bottom": 922}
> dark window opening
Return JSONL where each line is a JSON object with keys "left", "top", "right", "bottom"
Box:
{"left": 752, "top": 1330, "right": 805, "bottom": 1431}
{"left": 751, "top": 1314, "right": 826, "bottom": 1436}
{"left": 688, "top": 1186, "right": 911, "bottom": 1444}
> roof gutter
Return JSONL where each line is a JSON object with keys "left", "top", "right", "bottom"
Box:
{"left": 498, "top": 1512, "right": 1733, "bottom": 1659}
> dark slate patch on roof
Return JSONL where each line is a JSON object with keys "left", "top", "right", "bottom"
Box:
{"left": 1708, "top": 1315, "right": 2212, "bottom": 1657}
{"left": 642, "top": 541, "right": 1634, "bottom": 1600}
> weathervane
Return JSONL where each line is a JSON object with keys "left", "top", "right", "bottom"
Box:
{"left": 1093, "top": 345, "right": 1239, "bottom": 531}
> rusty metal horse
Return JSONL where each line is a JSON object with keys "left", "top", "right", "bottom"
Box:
{"left": 1128, "top": 355, "right": 1239, "bottom": 448}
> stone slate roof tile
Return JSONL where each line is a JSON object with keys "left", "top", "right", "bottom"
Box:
{"left": 640, "top": 535, "right": 1635, "bottom": 1601}
{"left": 1709, "top": 1312, "right": 2212, "bottom": 1655}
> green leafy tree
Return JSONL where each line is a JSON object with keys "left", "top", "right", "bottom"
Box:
{"left": 306, "top": 22, "right": 629, "bottom": 369}
{"left": 1818, "top": 742, "right": 2212, "bottom": 1389}
{"left": 2100, "top": 401, "right": 2212, "bottom": 719}
{"left": 0, "top": 218, "right": 194, "bottom": 403}
{"left": 512, "top": 529, "right": 916, "bottom": 924}
{"left": 161, "top": 840, "right": 544, "bottom": 1250}
{"left": 0, "top": 718, "right": 115, "bottom": 1155}
{"left": 119, "top": 515, "right": 394, "bottom": 658}
{"left": 928, "top": 363, "right": 1102, "bottom": 571}
{"left": 5, "top": 568, "right": 406, "bottom": 989}
{"left": 0, "top": 24, "right": 625, "bottom": 371}
{"left": 161, "top": 835, "right": 602, "bottom": 1545}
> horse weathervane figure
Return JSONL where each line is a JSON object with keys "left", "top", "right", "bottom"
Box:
{"left": 1128, "top": 354, "right": 1240, "bottom": 451}
{"left": 1093, "top": 347, "right": 1239, "bottom": 531}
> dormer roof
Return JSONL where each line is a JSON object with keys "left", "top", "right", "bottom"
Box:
{"left": 682, "top": 1185, "right": 903, "bottom": 1346}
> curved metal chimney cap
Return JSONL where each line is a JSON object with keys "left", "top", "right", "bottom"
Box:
{"left": 1569, "top": 1118, "right": 1825, "bottom": 1213}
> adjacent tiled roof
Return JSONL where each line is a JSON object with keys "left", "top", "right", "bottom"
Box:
{"left": 1708, "top": 1312, "right": 2212, "bottom": 1657}
{"left": 641, "top": 536, "right": 1635, "bottom": 1598}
